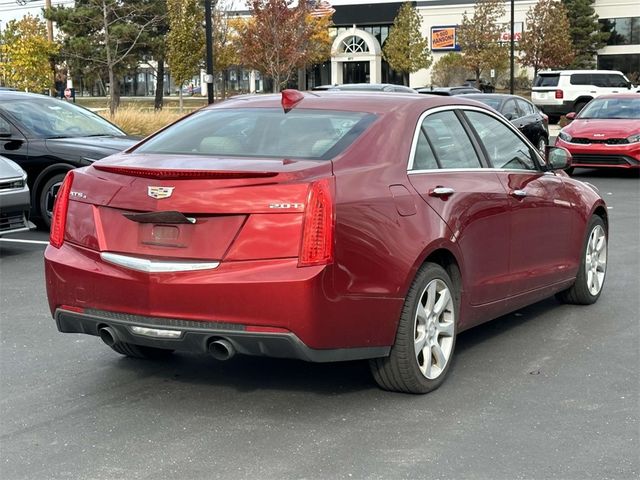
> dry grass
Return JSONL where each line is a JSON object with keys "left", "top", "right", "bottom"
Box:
{"left": 99, "top": 107, "right": 197, "bottom": 137}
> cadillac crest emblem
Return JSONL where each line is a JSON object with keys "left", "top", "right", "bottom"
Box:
{"left": 148, "top": 186, "right": 175, "bottom": 199}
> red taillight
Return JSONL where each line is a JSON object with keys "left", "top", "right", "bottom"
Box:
{"left": 49, "top": 170, "right": 74, "bottom": 249}
{"left": 298, "top": 178, "right": 334, "bottom": 267}
{"left": 555, "top": 90, "right": 563, "bottom": 99}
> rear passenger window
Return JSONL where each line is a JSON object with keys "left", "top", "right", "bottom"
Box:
{"left": 503, "top": 100, "right": 519, "bottom": 119}
{"left": 516, "top": 99, "right": 535, "bottom": 116}
{"left": 413, "top": 129, "right": 438, "bottom": 170}
{"left": 534, "top": 74, "right": 559, "bottom": 87}
{"left": 465, "top": 111, "right": 538, "bottom": 171}
{"left": 420, "top": 111, "right": 481, "bottom": 169}
{"left": 570, "top": 74, "right": 592, "bottom": 85}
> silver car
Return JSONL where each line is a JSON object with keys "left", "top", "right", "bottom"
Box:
{"left": 0, "top": 155, "right": 33, "bottom": 236}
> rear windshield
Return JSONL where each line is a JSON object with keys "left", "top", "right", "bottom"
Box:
{"left": 134, "top": 108, "right": 376, "bottom": 160}
{"left": 533, "top": 74, "right": 559, "bottom": 87}
{"left": 578, "top": 98, "right": 640, "bottom": 119}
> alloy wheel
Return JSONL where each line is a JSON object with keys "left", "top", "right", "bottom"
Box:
{"left": 414, "top": 279, "right": 455, "bottom": 380}
{"left": 585, "top": 224, "right": 607, "bottom": 296}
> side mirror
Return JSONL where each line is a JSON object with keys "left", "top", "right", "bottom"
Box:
{"left": 565, "top": 112, "right": 576, "bottom": 121}
{"left": 545, "top": 146, "right": 572, "bottom": 171}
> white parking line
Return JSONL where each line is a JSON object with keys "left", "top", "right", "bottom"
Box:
{"left": 0, "top": 238, "right": 49, "bottom": 245}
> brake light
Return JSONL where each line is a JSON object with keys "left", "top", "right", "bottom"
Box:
{"left": 299, "top": 178, "right": 334, "bottom": 267}
{"left": 555, "top": 90, "right": 563, "bottom": 99}
{"left": 92, "top": 165, "right": 277, "bottom": 179}
{"left": 49, "top": 171, "right": 74, "bottom": 248}
{"left": 282, "top": 89, "right": 304, "bottom": 112}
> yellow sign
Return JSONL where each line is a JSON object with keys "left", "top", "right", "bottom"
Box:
{"left": 431, "top": 27, "right": 458, "bottom": 51}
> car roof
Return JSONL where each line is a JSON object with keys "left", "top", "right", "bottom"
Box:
{"left": 0, "top": 90, "right": 55, "bottom": 100}
{"left": 536, "top": 70, "right": 625, "bottom": 75}
{"left": 586, "top": 93, "right": 639, "bottom": 100}
{"left": 464, "top": 93, "right": 526, "bottom": 100}
{"left": 208, "top": 91, "right": 489, "bottom": 116}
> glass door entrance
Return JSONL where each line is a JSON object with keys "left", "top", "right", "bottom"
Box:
{"left": 343, "top": 61, "right": 370, "bottom": 84}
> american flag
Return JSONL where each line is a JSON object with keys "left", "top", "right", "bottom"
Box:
{"left": 309, "top": 0, "right": 335, "bottom": 18}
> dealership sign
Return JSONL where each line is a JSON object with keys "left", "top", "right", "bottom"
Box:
{"left": 431, "top": 26, "right": 460, "bottom": 51}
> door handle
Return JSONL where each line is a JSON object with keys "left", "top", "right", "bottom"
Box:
{"left": 429, "top": 187, "right": 455, "bottom": 197}
{"left": 510, "top": 189, "right": 527, "bottom": 198}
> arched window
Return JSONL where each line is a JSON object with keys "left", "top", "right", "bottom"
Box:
{"left": 340, "top": 36, "right": 369, "bottom": 54}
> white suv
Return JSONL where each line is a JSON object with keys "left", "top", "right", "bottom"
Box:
{"left": 531, "top": 70, "right": 634, "bottom": 123}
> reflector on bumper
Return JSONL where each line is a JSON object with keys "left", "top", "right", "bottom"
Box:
{"left": 130, "top": 325, "right": 182, "bottom": 339}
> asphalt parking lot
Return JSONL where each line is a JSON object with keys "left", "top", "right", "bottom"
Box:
{"left": 0, "top": 169, "right": 638, "bottom": 480}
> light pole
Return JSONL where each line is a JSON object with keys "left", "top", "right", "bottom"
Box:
{"left": 510, "top": 0, "right": 515, "bottom": 94}
{"left": 204, "top": 0, "right": 214, "bottom": 104}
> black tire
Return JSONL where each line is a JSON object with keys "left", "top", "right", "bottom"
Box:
{"left": 108, "top": 341, "right": 175, "bottom": 360}
{"left": 370, "top": 263, "right": 458, "bottom": 394}
{"left": 574, "top": 101, "right": 588, "bottom": 114}
{"left": 37, "top": 173, "right": 67, "bottom": 229}
{"left": 556, "top": 216, "right": 607, "bottom": 305}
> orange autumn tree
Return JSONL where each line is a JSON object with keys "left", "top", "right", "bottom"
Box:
{"left": 239, "top": 0, "right": 332, "bottom": 92}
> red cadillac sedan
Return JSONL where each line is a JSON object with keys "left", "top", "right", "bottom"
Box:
{"left": 45, "top": 91, "right": 608, "bottom": 394}
{"left": 555, "top": 94, "right": 640, "bottom": 171}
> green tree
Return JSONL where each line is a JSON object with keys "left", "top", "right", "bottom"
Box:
{"left": 167, "top": 0, "right": 204, "bottom": 111}
{"left": 0, "top": 15, "right": 59, "bottom": 92}
{"left": 238, "top": 0, "right": 332, "bottom": 92}
{"left": 46, "top": 0, "right": 164, "bottom": 115}
{"left": 430, "top": 52, "right": 471, "bottom": 87}
{"left": 383, "top": 2, "right": 431, "bottom": 84}
{"left": 214, "top": 5, "right": 243, "bottom": 99}
{"left": 457, "top": 0, "right": 508, "bottom": 86}
{"left": 520, "top": 0, "right": 574, "bottom": 76}
{"left": 561, "top": 0, "right": 609, "bottom": 68}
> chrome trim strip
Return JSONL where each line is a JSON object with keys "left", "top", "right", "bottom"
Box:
{"left": 101, "top": 252, "right": 220, "bottom": 273}
{"left": 408, "top": 167, "right": 552, "bottom": 175}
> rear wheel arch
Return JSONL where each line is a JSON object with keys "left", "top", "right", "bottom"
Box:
{"left": 424, "top": 249, "right": 463, "bottom": 304}
{"left": 592, "top": 205, "right": 608, "bottom": 233}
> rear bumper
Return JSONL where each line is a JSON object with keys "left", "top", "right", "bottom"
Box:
{"left": 45, "top": 242, "right": 402, "bottom": 353}
{"left": 55, "top": 308, "right": 389, "bottom": 362}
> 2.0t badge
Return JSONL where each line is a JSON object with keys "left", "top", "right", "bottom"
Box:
{"left": 148, "top": 186, "right": 175, "bottom": 199}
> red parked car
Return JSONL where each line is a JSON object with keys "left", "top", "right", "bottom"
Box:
{"left": 45, "top": 90, "right": 608, "bottom": 394}
{"left": 555, "top": 94, "right": 640, "bottom": 171}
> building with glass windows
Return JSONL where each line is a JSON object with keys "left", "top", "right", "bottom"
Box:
{"left": 303, "top": 0, "right": 640, "bottom": 89}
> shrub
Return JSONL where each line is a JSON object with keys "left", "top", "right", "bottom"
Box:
{"left": 100, "top": 107, "right": 194, "bottom": 137}
{"left": 430, "top": 53, "right": 471, "bottom": 87}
